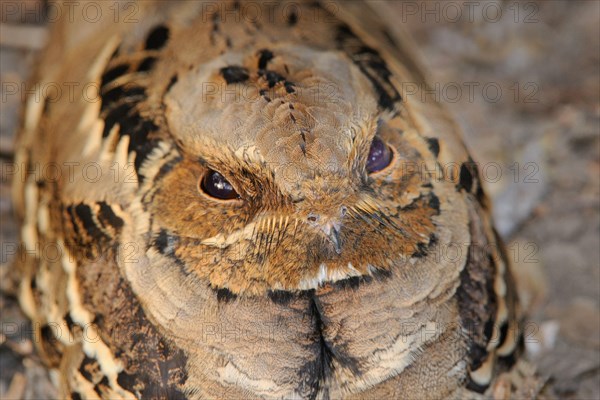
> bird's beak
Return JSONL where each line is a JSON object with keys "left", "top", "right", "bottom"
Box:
{"left": 321, "top": 222, "right": 343, "bottom": 254}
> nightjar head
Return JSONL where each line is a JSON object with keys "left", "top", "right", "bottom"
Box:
{"left": 128, "top": 42, "right": 444, "bottom": 296}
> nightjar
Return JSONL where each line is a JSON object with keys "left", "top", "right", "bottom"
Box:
{"left": 12, "top": 1, "right": 523, "bottom": 398}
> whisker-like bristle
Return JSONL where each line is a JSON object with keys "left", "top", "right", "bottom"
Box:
{"left": 265, "top": 217, "right": 276, "bottom": 257}
{"left": 254, "top": 216, "right": 267, "bottom": 262}
{"left": 251, "top": 214, "right": 293, "bottom": 261}
{"left": 292, "top": 218, "right": 300, "bottom": 241}
{"left": 275, "top": 216, "right": 288, "bottom": 249}
{"left": 351, "top": 200, "right": 406, "bottom": 238}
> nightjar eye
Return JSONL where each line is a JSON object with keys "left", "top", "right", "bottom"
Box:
{"left": 200, "top": 170, "right": 239, "bottom": 200}
{"left": 366, "top": 137, "right": 393, "bottom": 174}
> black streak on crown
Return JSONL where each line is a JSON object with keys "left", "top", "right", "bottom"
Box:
{"left": 220, "top": 66, "right": 249, "bottom": 84}
{"left": 260, "top": 70, "right": 286, "bottom": 88}
{"left": 257, "top": 49, "right": 274, "bottom": 70}
{"left": 285, "top": 82, "right": 296, "bottom": 93}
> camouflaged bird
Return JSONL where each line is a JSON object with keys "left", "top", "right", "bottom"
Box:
{"left": 12, "top": 0, "right": 523, "bottom": 398}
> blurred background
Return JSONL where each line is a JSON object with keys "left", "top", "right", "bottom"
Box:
{"left": 1, "top": 1, "right": 598, "bottom": 398}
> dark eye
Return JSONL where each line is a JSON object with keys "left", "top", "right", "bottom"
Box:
{"left": 200, "top": 170, "right": 239, "bottom": 200}
{"left": 366, "top": 137, "right": 393, "bottom": 173}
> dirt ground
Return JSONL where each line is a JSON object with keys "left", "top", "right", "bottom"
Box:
{"left": 1, "top": 1, "right": 599, "bottom": 399}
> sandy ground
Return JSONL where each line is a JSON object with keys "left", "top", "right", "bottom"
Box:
{"left": 1, "top": 1, "right": 599, "bottom": 399}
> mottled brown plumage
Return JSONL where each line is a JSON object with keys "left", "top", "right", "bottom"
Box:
{"left": 13, "top": 1, "right": 523, "bottom": 398}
